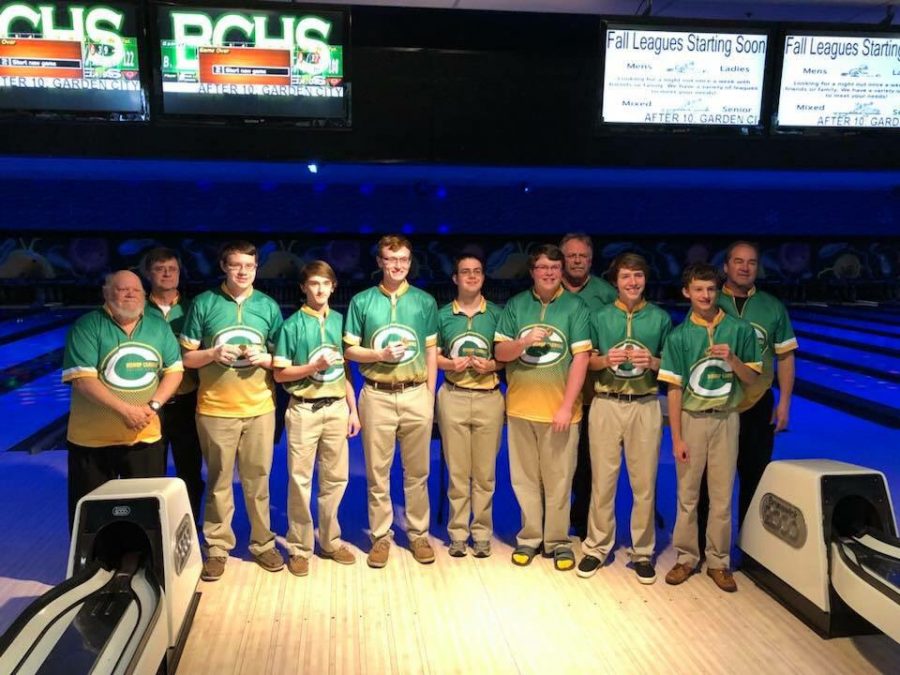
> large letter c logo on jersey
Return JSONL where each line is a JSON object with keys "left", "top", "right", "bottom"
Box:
{"left": 214, "top": 327, "right": 265, "bottom": 368}
{"left": 752, "top": 322, "right": 769, "bottom": 356}
{"left": 101, "top": 343, "right": 161, "bottom": 390}
{"left": 688, "top": 357, "right": 734, "bottom": 399}
{"left": 309, "top": 344, "right": 344, "bottom": 383}
{"left": 517, "top": 324, "right": 567, "bottom": 367}
{"left": 448, "top": 332, "right": 490, "bottom": 359}
{"left": 610, "top": 338, "right": 648, "bottom": 379}
{"left": 372, "top": 324, "right": 419, "bottom": 365}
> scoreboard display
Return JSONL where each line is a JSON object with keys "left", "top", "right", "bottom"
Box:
{"left": 0, "top": 1, "right": 144, "bottom": 115}
{"left": 157, "top": 4, "right": 347, "bottom": 121}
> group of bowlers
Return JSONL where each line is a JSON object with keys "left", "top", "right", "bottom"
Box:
{"left": 62, "top": 232, "right": 797, "bottom": 593}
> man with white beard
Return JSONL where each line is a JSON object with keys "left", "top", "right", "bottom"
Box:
{"left": 62, "top": 270, "right": 184, "bottom": 529}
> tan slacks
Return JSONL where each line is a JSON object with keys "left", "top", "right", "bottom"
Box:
{"left": 284, "top": 398, "right": 350, "bottom": 558}
{"left": 507, "top": 416, "right": 579, "bottom": 551}
{"left": 358, "top": 384, "right": 433, "bottom": 540}
{"left": 673, "top": 410, "right": 740, "bottom": 569}
{"left": 197, "top": 412, "right": 276, "bottom": 558}
{"left": 436, "top": 384, "right": 505, "bottom": 543}
{"left": 583, "top": 395, "right": 662, "bottom": 563}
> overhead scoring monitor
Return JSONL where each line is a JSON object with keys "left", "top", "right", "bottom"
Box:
{"left": 601, "top": 24, "right": 768, "bottom": 127}
{"left": 776, "top": 32, "right": 900, "bottom": 129}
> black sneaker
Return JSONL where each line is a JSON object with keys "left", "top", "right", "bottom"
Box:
{"left": 576, "top": 554, "right": 603, "bottom": 579}
{"left": 634, "top": 560, "right": 657, "bottom": 585}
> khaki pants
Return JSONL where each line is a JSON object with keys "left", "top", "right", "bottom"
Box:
{"left": 284, "top": 398, "right": 350, "bottom": 558}
{"left": 197, "top": 412, "right": 276, "bottom": 558}
{"left": 583, "top": 396, "right": 661, "bottom": 563}
{"left": 507, "top": 417, "right": 579, "bottom": 551}
{"left": 358, "top": 384, "right": 433, "bottom": 540}
{"left": 437, "top": 384, "right": 505, "bottom": 543}
{"left": 673, "top": 410, "right": 740, "bottom": 569}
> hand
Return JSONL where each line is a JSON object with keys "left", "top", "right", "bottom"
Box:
{"left": 347, "top": 411, "right": 361, "bottom": 438}
{"left": 551, "top": 406, "right": 572, "bottom": 433}
{"left": 628, "top": 348, "right": 653, "bottom": 369}
{"left": 772, "top": 399, "right": 790, "bottom": 432}
{"left": 709, "top": 343, "right": 734, "bottom": 363}
{"left": 247, "top": 351, "right": 272, "bottom": 367}
{"left": 470, "top": 356, "right": 495, "bottom": 374}
{"left": 213, "top": 343, "right": 240, "bottom": 365}
{"left": 381, "top": 342, "right": 406, "bottom": 362}
{"left": 606, "top": 347, "right": 629, "bottom": 367}
{"left": 522, "top": 327, "right": 549, "bottom": 347}
{"left": 310, "top": 351, "right": 336, "bottom": 372}
{"left": 121, "top": 404, "right": 153, "bottom": 430}
{"left": 450, "top": 356, "right": 472, "bottom": 372}
{"left": 673, "top": 438, "right": 690, "bottom": 464}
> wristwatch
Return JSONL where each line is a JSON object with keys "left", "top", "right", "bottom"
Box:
{"left": 148, "top": 400, "right": 162, "bottom": 414}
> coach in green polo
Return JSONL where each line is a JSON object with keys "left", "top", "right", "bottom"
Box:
{"left": 437, "top": 253, "right": 504, "bottom": 559}
{"left": 62, "top": 270, "right": 183, "bottom": 529}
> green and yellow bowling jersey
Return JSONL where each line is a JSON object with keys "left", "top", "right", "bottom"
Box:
{"left": 273, "top": 305, "right": 346, "bottom": 399}
{"left": 570, "top": 275, "right": 616, "bottom": 403}
{"left": 658, "top": 309, "right": 763, "bottom": 412}
{"left": 180, "top": 285, "right": 283, "bottom": 418}
{"left": 719, "top": 285, "right": 798, "bottom": 412}
{"left": 146, "top": 293, "right": 198, "bottom": 396}
{"left": 495, "top": 287, "right": 592, "bottom": 423}
{"left": 437, "top": 298, "right": 502, "bottom": 390}
{"left": 344, "top": 281, "right": 438, "bottom": 384}
{"left": 62, "top": 307, "right": 183, "bottom": 447}
{"left": 592, "top": 299, "right": 672, "bottom": 396}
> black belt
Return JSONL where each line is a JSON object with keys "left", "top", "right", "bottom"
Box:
{"left": 293, "top": 396, "right": 342, "bottom": 411}
{"left": 595, "top": 391, "right": 656, "bottom": 402}
{"left": 689, "top": 408, "right": 730, "bottom": 416}
{"left": 364, "top": 378, "right": 424, "bottom": 392}
{"left": 445, "top": 382, "right": 500, "bottom": 393}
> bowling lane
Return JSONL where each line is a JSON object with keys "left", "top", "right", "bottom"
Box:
{"left": 0, "top": 309, "right": 79, "bottom": 342}
{"left": 797, "top": 335, "right": 900, "bottom": 378}
{"left": 0, "top": 370, "right": 69, "bottom": 451}
{"left": 0, "top": 325, "right": 68, "bottom": 370}
{"left": 791, "top": 310, "right": 900, "bottom": 338}
{"left": 792, "top": 320, "right": 900, "bottom": 353}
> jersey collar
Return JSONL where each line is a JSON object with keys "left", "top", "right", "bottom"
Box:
{"left": 148, "top": 291, "right": 180, "bottom": 309}
{"left": 451, "top": 297, "right": 487, "bottom": 315}
{"left": 379, "top": 280, "right": 409, "bottom": 299}
{"left": 220, "top": 282, "right": 254, "bottom": 303}
{"left": 689, "top": 308, "right": 726, "bottom": 328}
{"left": 301, "top": 304, "right": 330, "bottom": 319}
{"left": 722, "top": 284, "right": 756, "bottom": 298}
{"left": 614, "top": 298, "right": 647, "bottom": 314}
{"left": 531, "top": 285, "right": 564, "bottom": 304}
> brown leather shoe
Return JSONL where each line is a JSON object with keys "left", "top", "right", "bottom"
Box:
{"left": 707, "top": 568, "right": 738, "bottom": 593}
{"left": 665, "top": 562, "right": 698, "bottom": 586}
{"left": 254, "top": 548, "right": 285, "bottom": 572}
{"left": 201, "top": 556, "right": 227, "bottom": 581}
{"left": 288, "top": 556, "right": 309, "bottom": 577}
{"left": 322, "top": 545, "right": 356, "bottom": 565}
{"left": 368, "top": 537, "right": 391, "bottom": 568}
{"left": 410, "top": 537, "right": 436, "bottom": 564}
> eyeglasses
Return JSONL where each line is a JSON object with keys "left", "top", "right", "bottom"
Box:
{"left": 381, "top": 256, "right": 411, "bottom": 266}
{"left": 457, "top": 268, "right": 484, "bottom": 277}
{"left": 533, "top": 264, "right": 562, "bottom": 273}
{"left": 226, "top": 263, "right": 257, "bottom": 272}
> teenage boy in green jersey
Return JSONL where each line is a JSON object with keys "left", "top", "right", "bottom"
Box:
{"left": 344, "top": 235, "right": 439, "bottom": 568}
{"left": 62, "top": 270, "right": 183, "bottom": 529}
{"left": 577, "top": 253, "right": 671, "bottom": 584}
{"left": 437, "top": 253, "right": 504, "bottom": 559}
{"left": 560, "top": 233, "right": 616, "bottom": 540}
{"left": 142, "top": 247, "right": 204, "bottom": 520}
{"left": 273, "top": 261, "right": 361, "bottom": 577}
{"left": 495, "top": 244, "right": 592, "bottom": 571}
{"left": 181, "top": 241, "right": 285, "bottom": 581}
{"left": 658, "top": 263, "right": 762, "bottom": 593}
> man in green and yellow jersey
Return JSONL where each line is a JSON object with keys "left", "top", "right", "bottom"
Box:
{"left": 344, "top": 234, "right": 439, "bottom": 568}
{"left": 142, "top": 247, "right": 204, "bottom": 520}
{"left": 273, "top": 261, "right": 361, "bottom": 577}
{"left": 437, "top": 253, "right": 504, "bottom": 559}
{"left": 63, "top": 270, "right": 183, "bottom": 529}
{"left": 181, "top": 241, "right": 285, "bottom": 581}
{"left": 658, "top": 263, "right": 762, "bottom": 593}
{"left": 560, "top": 233, "right": 617, "bottom": 540}
{"left": 577, "top": 253, "right": 671, "bottom": 585}
{"left": 495, "top": 244, "right": 592, "bottom": 571}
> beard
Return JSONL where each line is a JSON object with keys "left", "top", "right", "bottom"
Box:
{"left": 108, "top": 299, "right": 144, "bottom": 322}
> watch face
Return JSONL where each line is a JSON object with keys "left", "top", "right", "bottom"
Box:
{"left": 149, "top": 401, "right": 161, "bottom": 412}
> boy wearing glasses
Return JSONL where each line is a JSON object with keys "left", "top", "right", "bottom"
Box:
{"left": 495, "top": 244, "right": 592, "bottom": 571}
{"left": 559, "top": 233, "right": 617, "bottom": 540}
{"left": 344, "top": 234, "right": 439, "bottom": 568}
{"left": 436, "top": 254, "right": 504, "bottom": 558}
{"left": 181, "top": 240, "right": 285, "bottom": 581}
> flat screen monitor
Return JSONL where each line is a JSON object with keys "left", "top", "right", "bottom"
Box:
{"left": 601, "top": 24, "right": 768, "bottom": 128}
{"left": 0, "top": 0, "right": 145, "bottom": 117}
{"left": 156, "top": 3, "right": 347, "bottom": 122}
{"left": 776, "top": 32, "right": 900, "bottom": 129}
